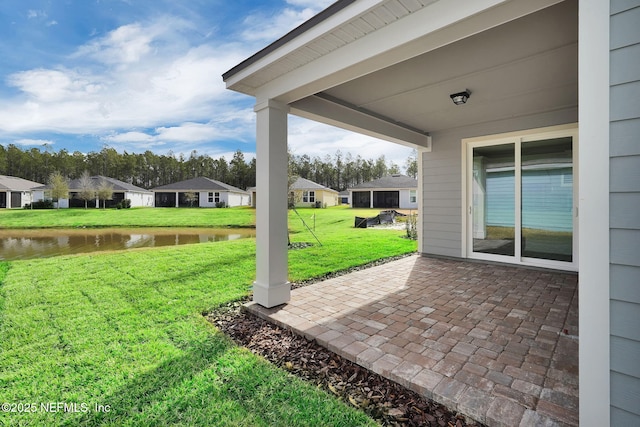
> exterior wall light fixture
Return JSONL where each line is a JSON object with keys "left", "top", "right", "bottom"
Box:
{"left": 450, "top": 90, "right": 471, "bottom": 105}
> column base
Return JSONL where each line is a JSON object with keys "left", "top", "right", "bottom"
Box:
{"left": 252, "top": 281, "right": 291, "bottom": 308}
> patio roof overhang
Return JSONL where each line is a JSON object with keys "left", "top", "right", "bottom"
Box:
{"left": 224, "top": 0, "right": 577, "bottom": 150}
{"left": 223, "top": 0, "right": 578, "bottom": 308}
{"left": 223, "top": 0, "right": 616, "bottom": 424}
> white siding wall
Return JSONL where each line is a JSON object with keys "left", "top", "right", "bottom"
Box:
{"left": 421, "top": 112, "right": 577, "bottom": 259}
{"left": 125, "top": 192, "right": 153, "bottom": 207}
{"left": 399, "top": 189, "right": 418, "bottom": 210}
{"left": 226, "top": 192, "right": 249, "bottom": 207}
{"left": 199, "top": 191, "right": 217, "bottom": 208}
{"left": 609, "top": 1, "right": 640, "bottom": 423}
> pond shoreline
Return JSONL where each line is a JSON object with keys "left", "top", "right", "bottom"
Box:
{"left": 0, "top": 227, "right": 256, "bottom": 261}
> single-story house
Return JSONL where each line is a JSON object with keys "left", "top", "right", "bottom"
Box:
{"left": 151, "top": 177, "right": 250, "bottom": 208}
{"left": 0, "top": 175, "right": 43, "bottom": 208}
{"left": 33, "top": 176, "right": 153, "bottom": 208}
{"left": 223, "top": 0, "right": 639, "bottom": 424}
{"left": 349, "top": 174, "right": 417, "bottom": 209}
{"left": 289, "top": 176, "right": 339, "bottom": 207}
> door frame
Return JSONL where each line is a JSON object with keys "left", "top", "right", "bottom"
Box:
{"left": 461, "top": 123, "right": 579, "bottom": 271}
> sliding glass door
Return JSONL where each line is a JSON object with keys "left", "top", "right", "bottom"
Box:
{"left": 467, "top": 127, "right": 577, "bottom": 270}
{"left": 472, "top": 144, "right": 516, "bottom": 256}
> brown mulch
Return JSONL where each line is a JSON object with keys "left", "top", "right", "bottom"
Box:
{"left": 206, "top": 300, "right": 483, "bottom": 427}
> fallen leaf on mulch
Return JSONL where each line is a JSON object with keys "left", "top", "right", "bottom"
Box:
{"left": 205, "top": 300, "right": 483, "bottom": 427}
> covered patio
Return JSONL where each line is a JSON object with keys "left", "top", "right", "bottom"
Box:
{"left": 224, "top": 0, "right": 635, "bottom": 424}
{"left": 247, "top": 255, "right": 578, "bottom": 426}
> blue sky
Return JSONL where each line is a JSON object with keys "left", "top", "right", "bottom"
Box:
{"left": 0, "top": 0, "right": 413, "bottom": 168}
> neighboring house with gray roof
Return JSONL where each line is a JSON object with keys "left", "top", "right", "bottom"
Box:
{"left": 289, "top": 176, "right": 338, "bottom": 207}
{"left": 0, "top": 175, "right": 43, "bottom": 208}
{"left": 33, "top": 176, "right": 153, "bottom": 208}
{"left": 151, "top": 177, "right": 249, "bottom": 208}
{"left": 349, "top": 174, "right": 417, "bottom": 209}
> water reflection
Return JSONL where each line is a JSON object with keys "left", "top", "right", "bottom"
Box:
{"left": 0, "top": 228, "right": 255, "bottom": 260}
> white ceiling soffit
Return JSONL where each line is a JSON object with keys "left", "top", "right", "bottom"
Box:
{"left": 311, "top": 0, "right": 578, "bottom": 135}
{"left": 224, "top": 0, "right": 573, "bottom": 149}
{"left": 224, "top": 0, "right": 565, "bottom": 102}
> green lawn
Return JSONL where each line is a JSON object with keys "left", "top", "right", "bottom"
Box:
{"left": 0, "top": 206, "right": 256, "bottom": 229}
{"left": 0, "top": 206, "right": 416, "bottom": 426}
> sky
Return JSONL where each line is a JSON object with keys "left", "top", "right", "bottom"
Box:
{"left": 0, "top": 0, "right": 414, "bottom": 170}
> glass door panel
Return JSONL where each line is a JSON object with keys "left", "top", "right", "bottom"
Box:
{"left": 521, "top": 137, "right": 573, "bottom": 262}
{"left": 472, "top": 144, "right": 515, "bottom": 256}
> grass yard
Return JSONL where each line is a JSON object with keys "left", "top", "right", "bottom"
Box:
{"left": 0, "top": 206, "right": 256, "bottom": 229}
{"left": 0, "top": 206, "right": 416, "bottom": 426}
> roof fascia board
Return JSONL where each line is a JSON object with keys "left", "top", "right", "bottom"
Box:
{"left": 224, "top": 0, "right": 361, "bottom": 83}
{"left": 290, "top": 94, "right": 431, "bottom": 149}
{"left": 252, "top": 0, "right": 563, "bottom": 103}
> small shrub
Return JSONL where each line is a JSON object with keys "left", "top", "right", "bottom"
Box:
{"left": 116, "top": 199, "right": 132, "bottom": 209}
{"left": 405, "top": 212, "right": 418, "bottom": 240}
{"left": 24, "top": 200, "right": 54, "bottom": 209}
{"left": 215, "top": 201, "right": 227, "bottom": 208}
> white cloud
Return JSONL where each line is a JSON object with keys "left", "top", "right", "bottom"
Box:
{"left": 100, "top": 116, "right": 255, "bottom": 155}
{"left": 27, "top": 10, "right": 47, "bottom": 19}
{"left": 0, "top": 17, "right": 251, "bottom": 137}
{"left": 2, "top": 2, "right": 412, "bottom": 170}
{"left": 13, "top": 138, "right": 55, "bottom": 146}
{"left": 285, "top": 0, "right": 335, "bottom": 9}
{"left": 155, "top": 122, "right": 225, "bottom": 142}
{"left": 74, "top": 22, "right": 156, "bottom": 66}
{"left": 241, "top": 7, "right": 317, "bottom": 42}
{"left": 288, "top": 117, "right": 415, "bottom": 172}
{"left": 102, "top": 131, "right": 154, "bottom": 143}
{"left": 7, "top": 68, "right": 103, "bottom": 103}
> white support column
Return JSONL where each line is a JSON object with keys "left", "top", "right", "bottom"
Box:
{"left": 175, "top": 192, "right": 179, "bottom": 207}
{"left": 579, "top": 0, "right": 610, "bottom": 424}
{"left": 253, "top": 99, "right": 291, "bottom": 308}
{"left": 369, "top": 190, "right": 374, "bottom": 208}
{"left": 417, "top": 147, "right": 425, "bottom": 254}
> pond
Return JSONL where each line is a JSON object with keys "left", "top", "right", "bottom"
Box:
{"left": 0, "top": 228, "right": 256, "bottom": 261}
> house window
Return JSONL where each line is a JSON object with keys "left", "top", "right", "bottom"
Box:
{"left": 208, "top": 192, "right": 214, "bottom": 203}
{"left": 410, "top": 190, "right": 417, "bottom": 203}
{"left": 303, "top": 191, "right": 315, "bottom": 203}
{"left": 215, "top": 192, "right": 220, "bottom": 203}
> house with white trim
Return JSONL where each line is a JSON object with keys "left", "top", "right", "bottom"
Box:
{"left": 290, "top": 176, "right": 339, "bottom": 207}
{"left": 0, "top": 175, "right": 42, "bottom": 208}
{"left": 33, "top": 176, "right": 153, "bottom": 208}
{"left": 349, "top": 174, "right": 417, "bottom": 209}
{"left": 223, "top": 1, "right": 640, "bottom": 424}
{"left": 151, "top": 177, "right": 250, "bottom": 208}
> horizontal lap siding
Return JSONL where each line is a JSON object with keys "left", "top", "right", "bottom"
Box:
{"left": 421, "top": 134, "right": 461, "bottom": 258}
{"left": 610, "top": 1, "right": 640, "bottom": 422}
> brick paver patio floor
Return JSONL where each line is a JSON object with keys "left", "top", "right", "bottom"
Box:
{"left": 246, "top": 255, "right": 579, "bottom": 426}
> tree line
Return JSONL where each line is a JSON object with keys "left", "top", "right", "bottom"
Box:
{"left": 0, "top": 144, "right": 417, "bottom": 192}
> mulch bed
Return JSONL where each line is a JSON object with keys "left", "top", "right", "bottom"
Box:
{"left": 206, "top": 299, "right": 483, "bottom": 427}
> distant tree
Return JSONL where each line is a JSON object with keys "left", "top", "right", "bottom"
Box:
{"left": 77, "top": 171, "right": 96, "bottom": 209}
{"left": 48, "top": 171, "right": 69, "bottom": 209}
{"left": 388, "top": 162, "right": 401, "bottom": 175}
{"left": 229, "top": 150, "right": 250, "bottom": 189}
{"left": 184, "top": 191, "right": 198, "bottom": 207}
{"left": 405, "top": 149, "right": 418, "bottom": 179}
{"left": 96, "top": 178, "right": 114, "bottom": 209}
{"left": 373, "top": 155, "right": 388, "bottom": 179}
